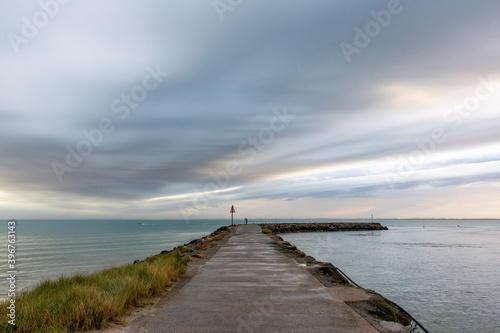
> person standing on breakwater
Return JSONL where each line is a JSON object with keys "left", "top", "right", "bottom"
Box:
{"left": 245, "top": 218, "right": 248, "bottom": 225}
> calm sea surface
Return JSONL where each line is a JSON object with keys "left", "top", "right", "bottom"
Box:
{"left": 1, "top": 219, "right": 229, "bottom": 297}
{"left": 1, "top": 219, "right": 499, "bottom": 333}
{"left": 282, "top": 220, "right": 500, "bottom": 333}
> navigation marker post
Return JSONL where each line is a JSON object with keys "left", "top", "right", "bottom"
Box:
{"left": 230, "top": 205, "right": 236, "bottom": 226}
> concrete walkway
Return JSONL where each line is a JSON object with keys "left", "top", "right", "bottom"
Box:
{"left": 126, "top": 224, "right": 379, "bottom": 333}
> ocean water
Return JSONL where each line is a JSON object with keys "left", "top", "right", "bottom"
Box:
{"left": 1, "top": 219, "right": 499, "bottom": 333}
{"left": 281, "top": 220, "right": 500, "bottom": 333}
{"left": 1, "top": 219, "right": 228, "bottom": 297}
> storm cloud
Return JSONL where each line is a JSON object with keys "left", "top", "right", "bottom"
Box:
{"left": 1, "top": 0, "right": 499, "bottom": 219}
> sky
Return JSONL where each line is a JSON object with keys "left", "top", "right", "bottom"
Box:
{"left": 1, "top": 0, "right": 499, "bottom": 220}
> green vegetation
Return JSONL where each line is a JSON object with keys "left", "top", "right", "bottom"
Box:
{"left": 273, "top": 241, "right": 297, "bottom": 256}
{"left": 0, "top": 249, "right": 187, "bottom": 333}
{"left": 192, "top": 231, "right": 230, "bottom": 251}
{"left": 315, "top": 265, "right": 350, "bottom": 286}
{"left": 369, "top": 297, "right": 411, "bottom": 326}
{"left": 0, "top": 228, "right": 232, "bottom": 333}
{"left": 293, "top": 249, "right": 306, "bottom": 257}
{"left": 261, "top": 229, "right": 272, "bottom": 234}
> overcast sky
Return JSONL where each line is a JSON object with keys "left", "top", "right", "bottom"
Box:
{"left": 1, "top": 0, "right": 499, "bottom": 220}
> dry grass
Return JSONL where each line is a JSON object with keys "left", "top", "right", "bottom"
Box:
{"left": 193, "top": 232, "right": 229, "bottom": 251}
{"left": 293, "top": 249, "right": 306, "bottom": 257}
{"left": 191, "top": 253, "right": 204, "bottom": 259}
{"left": 0, "top": 249, "right": 187, "bottom": 333}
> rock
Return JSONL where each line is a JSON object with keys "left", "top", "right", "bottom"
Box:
{"left": 259, "top": 222, "right": 388, "bottom": 234}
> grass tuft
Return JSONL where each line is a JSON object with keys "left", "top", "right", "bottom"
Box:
{"left": 191, "top": 253, "right": 204, "bottom": 259}
{"left": 0, "top": 249, "right": 187, "bottom": 333}
{"left": 293, "top": 249, "right": 306, "bottom": 257}
{"left": 369, "top": 297, "right": 411, "bottom": 326}
{"left": 194, "top": 232, "right": 229, "bottom": 251}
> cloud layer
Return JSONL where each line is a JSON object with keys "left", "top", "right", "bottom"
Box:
{"left": 1, "top": 0, "right": 500, "bottom": 219}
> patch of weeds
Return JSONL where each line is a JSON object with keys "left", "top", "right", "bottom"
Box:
{"left": 0, "top": 249, "right": 186, "bottom": 333}
{"left": 191, "top": 254, "right": 204, "bottom": 259}
{"left": 369, "top": 297, "right": 411, "bottom": 326}
{"left": 315, "top": 264, "right": 350, "bottom": 285}
{"left": 293, "top": 249, "right": 305, "bottom": 257}
{"left": 273, "top": 241, "right": 296, "bottom": 257}
{"left": 261, "top": 229, "right": 272, "bottom": 234}
{"left": 304, "top": 256, "right": 316, "bottom": 264}
{"left": 193, "top": 231, "right": 230, "bottom": 252}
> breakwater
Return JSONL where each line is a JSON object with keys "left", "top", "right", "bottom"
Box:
{"left": 259, "top": 222, "right": 388, "bottom": 234}
{"left": 126, "top": 224, "right": 408, "bottom": 333}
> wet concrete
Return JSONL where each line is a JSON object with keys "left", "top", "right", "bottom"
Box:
{"left": 125, "top": 224, "right": 380, "bottom": 333}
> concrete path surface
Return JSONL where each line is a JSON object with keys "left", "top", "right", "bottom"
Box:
{"left": 126, "top": 224, "right": 380, "bottom": 333}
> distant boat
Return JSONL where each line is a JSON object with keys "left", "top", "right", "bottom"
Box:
{"left": 137, "top": 222, "right": 143, "bottom": 225}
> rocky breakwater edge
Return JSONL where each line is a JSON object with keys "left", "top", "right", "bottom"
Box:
{"left": 259, "top": 222, "right": 426, "bottom": 333}
{"left": 138, "top": 225, "right": 234, "bottom": 262}
{"left": 260, "top": 222, "right": 388, "bottom": 234}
